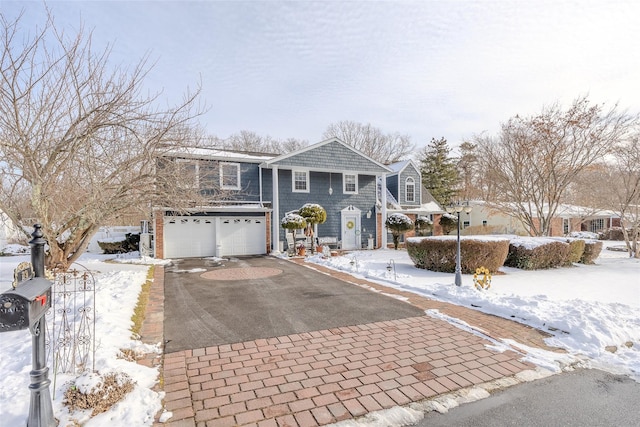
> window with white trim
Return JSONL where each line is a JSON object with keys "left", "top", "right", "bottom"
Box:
{"left": 343, "top": 173, "right": 357, "bottom": 194}
{"left": 292, "top": 170, "right": 309, "bottom": 192}
{"left": 405, "top": 177, "right": 415, "bottom": 202}
{"left": 220, "top": 162, "right": 241, "bottom": 190}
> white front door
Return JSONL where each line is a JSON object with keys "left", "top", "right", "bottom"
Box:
{"left": 341, "top": 206, "right": 361, "bottom": 250}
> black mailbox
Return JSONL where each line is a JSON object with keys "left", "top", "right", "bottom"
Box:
{"left": 0, "top": 277, "right": 52, "bottom": 333}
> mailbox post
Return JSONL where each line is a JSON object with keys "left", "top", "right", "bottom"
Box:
{"left": 0, "top": 224, "right": 55, "bottom": 427}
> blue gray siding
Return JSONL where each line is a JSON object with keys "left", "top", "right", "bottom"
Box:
{"left": 274, "top": 170, "right": 378, "bottom": 247}
{"left": 271, "top": 140, "right": 388, "bottom": 174}
{"left": 198, "top": 160, "right": 262, "bottom": 201}
{"left": 386, "top": 175, "right": 399, "bottom": 200}
{"left": 398, "top": 163, "right": 422, "bottom": 206}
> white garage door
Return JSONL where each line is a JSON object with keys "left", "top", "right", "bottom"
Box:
{"left": 219, "top": 217, "right": 266, "bottom": 256}
{"left": 164, "top": 216, "right": 216, "bottom": 258}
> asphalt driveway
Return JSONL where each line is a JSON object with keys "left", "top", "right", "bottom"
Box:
{"left": 163, "top": 256, "right": 424, "bottom": 353}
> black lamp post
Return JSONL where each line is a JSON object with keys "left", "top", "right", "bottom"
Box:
{"left": 446, "top": 201, "right": 473, "bottom": 286}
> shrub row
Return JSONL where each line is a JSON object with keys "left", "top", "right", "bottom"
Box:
{"left": 406, "top": 235, "right": 602, "bottom": 272}
{"left": 504, "top": 239, "right": 571, "bottom": 270}
{"left": 406, "top": 237, "right": 510, "bottom": 274}
{"left": 98, "top": 233, "right": 140, "bottom": 254}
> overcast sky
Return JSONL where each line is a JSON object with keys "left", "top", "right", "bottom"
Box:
{"left": 4, "top": 1, "right": 640, "bottom": 150}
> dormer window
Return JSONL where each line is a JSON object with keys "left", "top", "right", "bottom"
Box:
{"left": 405, "top": 177, "right": 415, "bottom": 202}
{"left": 343, "top": 173, "right": 358, "bottom": 194}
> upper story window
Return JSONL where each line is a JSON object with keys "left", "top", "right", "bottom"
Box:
{"left": 293, "top": 170, "right": 309, "bottom": 192}
{"left": 175, "top": 159, "right": 199, "bottom": 189}
{"left": 405, "top": 177, "right": 415, "bottom": 202}
{"left": 220, "top": 162, "right": 241, "bottom": 190}
{"left": 343, "top": 173, "right": 358, "bottom": 194}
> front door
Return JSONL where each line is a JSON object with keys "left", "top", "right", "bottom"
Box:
{"left": 341, "top": 206, "right": 361, "bottom": 250}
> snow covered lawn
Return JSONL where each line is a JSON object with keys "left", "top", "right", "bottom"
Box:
{"left": 310, "top": 241, "right": 639, "bottom": 381}
{"left": 0, "top": 252, "right": 168, "bottom": 427}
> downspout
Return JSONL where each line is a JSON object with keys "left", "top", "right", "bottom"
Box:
{"left": 381, "top": 173, "right": 388, "bottom": 248}
{"left": 272, "top": 166, "right": 280, "bottom": 253}
{"left": 259, "top": 166, "right": 263, "bottom": 207}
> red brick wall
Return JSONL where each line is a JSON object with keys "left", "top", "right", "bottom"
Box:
{"left": 154, "top": 211, "right": 164, "bottom": 259}
{"left": 432, "top": 214, "right": 443, "bottom": 236}
{"left": 265, "top": 212, "right": 271, "bottom": 254}
{"left": 376, "top": 213, "right": 382, "bottom": 249}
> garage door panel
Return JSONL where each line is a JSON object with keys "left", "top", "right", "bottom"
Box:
{"left": 164, "top": 216, "right": 216, "bottom": 258}
{"left": 220, "top": 217, "right": 266, "bottom": 256}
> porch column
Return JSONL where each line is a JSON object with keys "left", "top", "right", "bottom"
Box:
{"left": 272, "top": 166, "right": 280, "bottom": 253}
{"left": 380, "top": 173, "right": 388, "bottom": 248}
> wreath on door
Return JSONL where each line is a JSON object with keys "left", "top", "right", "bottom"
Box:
{"left": 346, "top": 220, "right": 355, "bottom": 230}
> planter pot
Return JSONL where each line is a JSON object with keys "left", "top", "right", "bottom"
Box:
{"left": 297, "top": 247, "right": 306, "bottom": 256}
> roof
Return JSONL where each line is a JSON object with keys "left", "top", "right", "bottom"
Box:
{"left": 164, "top": 147, "right": 274, "bottom": 163}
{"left": 387, "top": 159, "right": 420, "bottom": 175}
{"left": 261, "top": 137, "right": 392, "bottom": 174}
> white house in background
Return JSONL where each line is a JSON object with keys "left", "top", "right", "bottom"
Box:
{"left": 0, "top": 210, "right": 23, "bottom": 249}
{"left": 461, "top": 201, "right": 620, "bottom": 236}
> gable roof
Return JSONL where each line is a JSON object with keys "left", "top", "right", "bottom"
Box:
{"left": 261, "top": 137, "right": 392, "bottom": 174}
{"left": 164, "top": 147, "right": 274, "bottom": 163}
{"left": 387, "top": 159, "right": 420, "bottom": 176}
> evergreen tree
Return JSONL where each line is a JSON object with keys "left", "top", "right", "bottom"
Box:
{"left": 419, "top": 137, "right": 460, "bottom": 206}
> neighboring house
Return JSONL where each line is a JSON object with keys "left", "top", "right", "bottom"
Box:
{"left": 0, "top": 210, "right": 23, "bottom": 249}
{"left": 462, "top": 201, "right": 620, "bottom": 236}
{"left": 384, "top": 160, "right": 444, "bottom": 241}
{"left": 154, "top": 138, "right": 446, "bottom": 258}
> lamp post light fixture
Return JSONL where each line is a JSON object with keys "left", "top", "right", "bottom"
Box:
{"left": 445, "top": 201, "right": 473, "bottom": 286}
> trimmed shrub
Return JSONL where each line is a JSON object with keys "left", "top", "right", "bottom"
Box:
{"left": 504, "top": 238, "right": 570, "bottom": 270}
{"left": 549, "top": 237, "right": 586, "bottom": 265}
{"left": 281, "top": 213, "right": 307, "bottom": 230}
{"left": 439, "top": 214, "right": 457, "bottom": 235}
{"left": 406, "top": 236, "right": 510, "bottom": 273}
{"left": 580, "top": 240, "right": 603, "bottom": 264}
{"left": 97, "top": 233, "right": 140, "bottom": 254}
{"left": 414, "top": 216, "right": 433, "bottom": 236}
{"left": 386, "top": 213, "right": 414, "bottom": 250}
{"left": 598, "top": 227, "right": 625, "bottom": 241}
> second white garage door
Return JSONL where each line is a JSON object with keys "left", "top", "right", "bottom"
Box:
{"left": 219, "top": 217, "right": 266, "bottom": 256}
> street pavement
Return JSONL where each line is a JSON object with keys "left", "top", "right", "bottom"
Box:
{"left": 417, "top": 368, "right": 640, "bottom": 427}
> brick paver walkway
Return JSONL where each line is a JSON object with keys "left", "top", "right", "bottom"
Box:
{"left": 140, "top": 259, "right": 562, "bottom": 427}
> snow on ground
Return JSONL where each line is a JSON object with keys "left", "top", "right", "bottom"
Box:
{"left": 0, "top": 240, "right": 638, "bottom": 426}
{"left": 309, "top": 241, "right": 640, "bottom": 381}
{"left": 0, "top": 250, "right": 164, "bottom": 427}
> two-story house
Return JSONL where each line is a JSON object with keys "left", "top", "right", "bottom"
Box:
{"left": 154, "top": 138, "right": 398, "bottom": 258}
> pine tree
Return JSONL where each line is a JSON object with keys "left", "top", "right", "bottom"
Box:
{"left": 419, "top": 137, "right": 460, "bottom": 206}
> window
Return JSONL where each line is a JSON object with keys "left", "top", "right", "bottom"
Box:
{"left": 590, "top": 218, "right": 605, "bottom": 232}
{"left": 405, "top": 177, "right": 415, "bottom": 202}
{"left": 343, "top": 173, "right": 357, "bottom": 194}
{"left": 463, "top": 221, "right": 470, "bottom": 229}
{"left": 293, "top": 170, "right": 309, "bottom": 192}
{"left": 482, "top": 220, "right": 488, "bottom": 227}
{"left": 220, "top": 162, "right": 240, "bottom": 190}
{"left": 563, "top": 218, "right": 570, "bottom": 234}
{"left": 175, "top": 159, "right": 198, "bottom": 189}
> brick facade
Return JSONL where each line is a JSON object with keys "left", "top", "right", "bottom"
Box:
{"left": 154, "top": 211, "right": 164, "bottom": 258}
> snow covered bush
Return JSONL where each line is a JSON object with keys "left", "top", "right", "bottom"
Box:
{"left": 298, "top": 203, "right": 327, "bottom": 225}
{"left": 504, "top": 238, "right": 570, "bottom": 270}
{"left": 406, "top": 236, "right": 509, "bottom": 273}
{"left": 439, "top": 213, "right": 457, "bottom": 235}
{"left": 385, "top": 213, "right": 414, "bottom": 250}
{"left": 414, "top": 216, "right": 433, "bottom": 236}
{"left": 281, "top": 213, "right": 307, "bottom": 230}
{"left": 550, "top": 237, "right": 586, "bottom": 264}
{"left": 581, "top": 240, "right": 603, "bottom": 264}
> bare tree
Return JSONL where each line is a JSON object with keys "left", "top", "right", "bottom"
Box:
{"left": 210, "top": 130, "right": 308, "bottom": 154}
{"left": 322, "top": 120, "right": 414, "bottom": 164}
{"left": 609, "top": 130, "right": 640, "bottom": 257}
{"left": 0, "top": 10, "right": 204, "bottom": 268}
{"left": 474, "top": 97, "right": 634, "bottom": 236}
